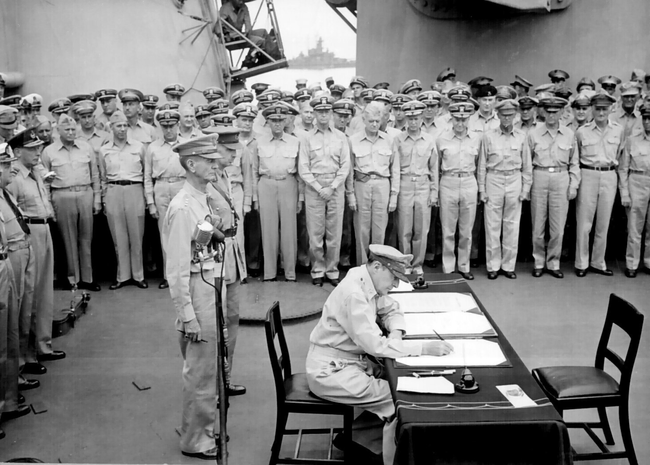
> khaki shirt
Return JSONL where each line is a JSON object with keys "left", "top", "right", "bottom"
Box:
{"left": 394, "top": 130, "right": 438, "bottom": 198}
{"left": 515, "top": 119, "right": 538, "bottom": 134}
{"left": 469, "top": 111, "right": 500, "bottom": 135}
{"left": 575, "top": 121, "right": 624, "bottom": 167}
{"left": 526, "top": 123, "right": 580, "bottom": 195}
{"left": 298, "top": 126, "right": 350, "bottom": 192}
{"left": 144, "top": 137, "right": 187, "bottom": 205}
{"left": 478, "top": 126, "right": 532, "bottom": 196}
{"left": 610, "top": 107, "right": 642, "bottom": 139}
{"left": 99, "top": 138, "right": 146, "bottom": 195}
{"left": 309, "top": 265, "right": 422, "bottom": 358}
{"left": 127, "top": 120, "right": 158, "bottom": 145}
{"left": 421, "top": 119, "right": 443, "bottom": 140}
{"left": 345, "top": 130, "right": 400, "bottom": 197}
{"left": 6, "top": 161, "right": 53, "bottom": 220}
{"left": 239, "top": 135, "right": 257, "bottom": 206}
{"left": 436, "top": 129, "right": 481, "bottom": 174}
{"left": 618, "top": 131, "right": 650, "bottom": 202}
{"left": 78, "top": 126, "right": 109, "bottom": 152}
{"left": 0, "top": 189, "right": 29, "bottom": 246}
{"left": 251, "top": 132, "right": 304, "bottom": 201}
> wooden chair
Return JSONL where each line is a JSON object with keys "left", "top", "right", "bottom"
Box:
{"left": 265, "top": 302, "right": 353, "bottom": 465}
{"left": 532, "top": 294, "right": 644, "bottom": 464}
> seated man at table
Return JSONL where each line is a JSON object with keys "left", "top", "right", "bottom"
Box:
{"left": 306, "top": 244, "right": 453, "bottom": 465}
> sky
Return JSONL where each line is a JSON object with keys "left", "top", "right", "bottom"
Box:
{"left": 243, "top": 0, "right": 357, "bottom": 60}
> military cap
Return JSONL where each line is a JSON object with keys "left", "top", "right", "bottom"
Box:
{"left": 47, "top": 97, "right": 72, "bottom": 114}
{"left": 539, "top": 96, "right": 568, "bottom": 111}
{"left": 203, "top": 86, "right": 225, "bottom": 100}
{"left": 293, "top": 89, "right": 312, "bottom": 102}
{"left": 8, "top": 127, "right": 44, "bottom": 150}
{"left": 163, "top": 83, "right": 185, "bottom": 96}
{"left": 158, "top": 101, "right": 180, "bottom": 111}
{"left": 118, "top": 88, "right": 144, "bottom": 103}
{"left": 310, "top": 96, "right": 334, "bottom": 111}
{"left": 447, "top": 86, "right": 472, "bottom": 101}
{"left": 207, "top": 99, "right": 230, "bottom": 115}
{"left": 534, "top": 83, "right": 556, "bottom": 95}
{"left": 510, "top": 75, "right": 533, "bottom": 89}
{"left": 495, "top": 85, "right": 517, "bottom": 101}
{"left": 156, "top": 109, "right": 181, "bottom": 125}
{"left": 251, "top": 82, "right": 270, "bottom": 95}
{"left": 0, "top": 95, "right": 22, "bottom": 108}
{"left": 576, "top": 77, "right": 596, "bottom": 93}
{"left": 332, "top": 99, "right": 355, "bottom": 116}
{"left": 368, "top": 244, "right": 413, "bottom": 283}
{"left": 553, "top": 85, "right": 572, "bottom": 99}
{"left": 495, "top": 99, "right": 519, "bottom": 113}
{"left": 417, "top": 91, "right": 442, "bottom": 105}
{"left": 517, "top": 96, "right": 538, "bottom": 109}
{"left": 639, "top": 104, "right": 650, "bottom": 117}
{"left": 548, "top": 69, "right": 570, "bottom": 81}
{"left": 173, "top": 133, "right": 222, "bottom": 158}
{"left": 373, "top": 82, "right": 390, "bottom": 90}
{"left": 571, "top": 91, "right": 594, "bottom": 108}
{"left": 0, "top": 143, "right": 17, "bottom": 163}
{"left": 448, "top": 102, "right": 475, "bottom": 119}
{"left": 399, "top": 79, "right": 422, "bottom": 95}
{"left": 360, "top": 88, "right": 374, "bottom": 101}
{"left": 308, "top": 83, "right": 323, "bottom": 94}
{"left": 23, "top": 93, "right": 43, "bottom": 109}
{"left": 109, "top": 110, "right": 128, "bottom": 124}
{"left": 468, "top": 76, "right": 493, "bottom": 88}
{"left": 597, "top": 75, "right": 621, "bottom": 87}
{"left": 19, "top": 97, "right": 32, "bottom": 111}
{"left": 72, "top": 100, "right": 97, "bottom": 115}
{"left": 390, "top": 93, "right": 413, "bottom": 108}
{"left": 430, "top": 82, "right": 444, "bottom": 92}
{"left": 195, "top": 105, "right": 212, "bottom": 118}
{"left": 329, "top": 84, "right": 346, "bottom": 96}
{"left": 372, "top": 89, "right": 393, "bottom": 104}
{"left": 350, "top": 76, "right": 369, "bottom": 88}
{"left": 631, "top": 69, "right": 646, "bottom": 82}
{"left": 57, "top": 113, "right": 76, "bottom": 129}
{"left": 0, "top": 105, "right": 19, "bottom": 128}
{"left": 68, "top": 93, "right": 95, "bottom": 104}
{"left": 33, "top": 115, "right": 51, "bottom": 128}
{"left": 142, "top": 95, "right": 159, "bottom": 107}
{"left": 281, "top": 91, "right": 295, "bottom": 103}
{"left": 401, "top": 100, "right": 426, "bottom": 117}
{"left": 620, "top": 81, "right": 641, "bottom": 97}
{"left": 95, "top": 88, "right": 118, "bottom": 101}
{"left": 212, "top": 126, "right": 243, "bottom": 149}
{"left": 231, "top": 89, "right": 255, "bottom": 105}
{"left": 325, "top": 77, "right": 335, "bottom": 88}
{"left": 475, "top": 85, "right": 498, "bottom": 98}
{"left": 258, "top": 89, "right": 281, "bottom": 105}
{"left": 232, "top": 103, "right": 258, "bottom": 118}
{"left": 278, "top": 101, "right": 299, "bottom": 116}
{"left": 262, "top": 103, "right": 290, "bottom": 120}
{"left": 590, "top": 90, "right": 617, "bottom": 107}
{"left": 210, "top": 113, "right": 236, "bottom": 127}
{"left": 295, "top": 78, "right": 308, "bottom": 88}
{"left": 437, "top": 67, "right": 456, "bottom": 82}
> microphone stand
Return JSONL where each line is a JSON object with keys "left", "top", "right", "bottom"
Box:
{"left": 214, "top": 240, "right": 229, "bottom": 465}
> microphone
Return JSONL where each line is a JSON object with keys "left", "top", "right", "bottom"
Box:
{"left": 204, "top": 214, "right": 225, "bottom": 242}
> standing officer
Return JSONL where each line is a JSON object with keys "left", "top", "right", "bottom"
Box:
{"left": 346, "top": 102, "right": 400, "bottom": 264}
{"left": 195, "top": 105, "right": 212, "bottom": 131}
{"left": 298, "top": 96, "right": 350, "bottom": 287}
{"left": 515, "top": 96, "right": 538, "bottom": 133}
{"left": 618, "top": 103, "right": 650, "bottom": 277}
{"left": 74, "top": 100, "right": 109, "bottom": 152}
{"left": 511, "top": 75, "right": 533, "bottom": 98}
{"left": 598, "top": 76, "right": 621, "bottom": 96}
{"left": 610, "top": 82, "right": 642, "bottom": 139}
{"left": 437, "top": 102, "right": 481, "bottom": 280}
{"left": 389, "top": 94, "right": 411, "bottom": 132}
{"left": 163, "top": 83, "right": 185, "bottom": 103}
{"left": 144, "top": 110, "right": 186, "bottom": 289}
{"left": 417, "top": 91, "right": 443, "bottom": 138}
{"left": 41, "top": 114, "right": 102, "bottom": 291}
{"left": 478, "top": 100, "right": 532, "bottom": 280}
{"left": 119, "top": 89, "right": 157, "bottom": 146}
{"left": 179, "top": 104, "right": 201, "bottom": 139}
{"left": 203, "top": 87, "right": 225, "bottom": 104}
{"left": 0, "top": 106, "right": 18, "bottom": 143}
{"left": 349, "top": 76, "right": 369, "bottom": 115}
{"left": 574, "top": 91, "right": 624, "bottom": 277}
{"left": 527, "top": 96, "right": 580, "bottom": 278}
{"left": 162, "top": 133, "right": 223, "bottom": 460}
{"left": 99, "top": 110, "right": 148, "bottom": 290}
{"left": 394, "top": 100, "right": 438, "bottom": 276}
{"left": 141, "top": 95, "right": 159, "bottom": 127}
{"left": 94, "top": 89, "right": 119, "bottom": 132}
{"left": 250, "top": 104, "right": 303, "bottom": 282}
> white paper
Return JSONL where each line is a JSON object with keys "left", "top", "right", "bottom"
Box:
{"left": 391, "top": 280, "right": 414, "bottom": 292}
{"left": 391, "top": 292, "right": 478, "bottom": 313}
{"left": 396, "top": 339, "right": 507, "bottom": 367}
{"left": 404, "top": 312, "right": 495, "bottom": 337}
{"left": 397, "top": 376, "right": 455, "bottom": 394}
{"left": 496, "top": 384, "right": 537, "bottom": 408}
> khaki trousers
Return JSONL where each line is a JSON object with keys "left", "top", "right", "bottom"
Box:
{"left": 105, "top": 183, "right": 145, "bottom": 282}
{"left": 230, "top": 183, "right": 247, "bottom": 278}
{"left": 439, "top": 175, "right": 477, "bottom": 273}
{"left": 0, "top": 259, "right": 16, "bottom": 415}
{"left": 353, "top": 177, "right": 390, "bottom": 265}
{"left": 484, "top": 172, "right": 523, "bottom": 272}
{"left": 626, "top": 172, "right": 650, "bottom": 269}
{"left": 531, "top": 170, "right": 569, "bottom": 271}
{"left": 397, "top": 176, "right": 431, "bottom": 267}
{"left": 574, "top": 169, "right": 617, "bottom": 270}
{"left": 305, "top": 175, "right": 345, "bottom": 279}
{"left": 52, "top": 188, "right": 94, "bottom": 284}
{"left": 153, "top": 180, "right": 184, "bottom": 279}
{"left": 258, "top": 176, "right": 298, "bottom": 280}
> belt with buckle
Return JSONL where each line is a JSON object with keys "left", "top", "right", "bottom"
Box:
{"left": 401, "top": 174, "right": 428, "bottom": 182}
{"left": 156, "top": 176, "right": 185, "bottom": 183}
{"left": 580, "top": 164, "right": 616, "bottom": 171}
{"left": 534, "top": 166, "right": 567, "bottom": 173}
{"left": 222, "top": 227, "right": 237, "bottom": 238}
{"left": 25, "top": 218, "right": 48, "bottom": 224}
{"left": 108, "top": 180, "right": 143, "bottom": 186}
{"left": 52, "top": 184, "right": 91, "bottom": 192}
{"left": 442, "top": 171, "right": 473, "bottom": 177}
{"left": 355, "top": 172, "right": 388, "bottom": 183}
{"left": 630, "top": 169, "right": 650, "bottom": 176}
{"left": 0, "top": 252, "right": 7, "bottom": 260}
{"left": 261, "top": 174, "right": 288, "bottom": 181}
{"left": 487, "top": 169, "right": 519, "bottom": 176}
{"left": 309, "top": 343, "right": 366, "bottom": 361}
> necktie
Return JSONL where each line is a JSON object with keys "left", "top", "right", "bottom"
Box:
{"left": 3, "top": 189, "right": 30, "bottom": 235}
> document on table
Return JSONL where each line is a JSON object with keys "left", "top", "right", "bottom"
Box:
{"left": 403, "top": 312, "right": 497, "bottom": 338}
{"left": 396, "top": 339, "right": 508, "bottom": 367}
{"left": 390, "top": 292, "right": 478, "bottom": 313}
{"left": 397, "top": 376, "right": 455, "bottom": 395}
{"left": 496, "top": 384, "right": 537, "bottom": 407}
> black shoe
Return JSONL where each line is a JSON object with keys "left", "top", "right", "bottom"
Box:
{"left": 459, "top": 271, "right": 474, "bottom": 280}
{"left": 22, "top": 363, "right": 46, "bottom": 375}
{"left": 625, "top": 268, "right": 637, "bottom": 278}
{"left": 135, "top": 280, "right": 148, "bottom": 289}
{"left": 79, "top": 281, "right": 101, "bottom": 291}
{"left": 1, "top": 405, "right": 31, "bottom": 422}
{"left": 546, "top": 269, "right": 564, "bottom": 279}
{"left": 38, "top": 350, "right": 66, "bottom": 361}
{"left": 18, "top": 378, "right": 40, "bottom": 391}
{"left": 18, "top": 394, "right": 25, "bottom": 404}
{"left": 240, "top": 278, "right": 248, "bottom": 285}
{"left": 181, "top": 447, "right": 219, "bottom": 460}
{"left": 158, "top": 280, "right": 169, "bottom": 289}
{"left": 532, "top": 268, "right": 543, "bottom": 278}
{"left": 470, "top": 259, "right": 479, "bottom": 268}
{"left": 327, "top": 277, "right": 340, "bottom": 287}
{"left": 487, "top": 271, "right": 498, "bottom": 280}
{"left": 574, "top": 268, "right": 587, "bottom": 277}
{"left": 226, "top": 384, "right": 246, "bottom": 396}
{"left": 312, "top": 277, "right": 324, "bottom": 286}
{"left": 588, "top": 266, "right": 613, "bottom": 276}
{"left": 502, "top": 271, "right": 517, "bottom": 279}
{"left": 109, "top": 280, "right": 127, "bottom": 290}
{"left": 248, "top": 268, "right": 261, "bottom": 278}
{"left": 263, "top": 277, "right": 277, "bottom": 282}
{"left": 284, "top": 278, "right": 296, "bottom": 282}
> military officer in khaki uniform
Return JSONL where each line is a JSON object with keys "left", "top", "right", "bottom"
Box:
{"left": 119, "top": 89, "right": 158, "bottom": 146}
{"left": 195, "top": 105, "right": 212, "bottom": 131}
{"left": 0, "top": 106, "right": 19, "bottom": 144}
{"left": 610, "top": 82, "right": 642, "bottom": 139}
{"left": 417, "top": 91, "right": 444, "bottom": 139}
{"left": 74, "top": 100, "right": 109, "bottom": 152}
{"left": 99, "top": 110, "right": 148, "bottom": 289}
{"left": 574, "top": 91, "right": 624, "bottom": 277}
{"left": 141, "top": 95, "right": 159, "bottom": 127}
{"left": 389, "top": 94, "right": 411, "bottom": 132}
{"left": 163, "top": 83, "right": 185, "bottom": 103}
{"left": 203, "top": 87, "right": 225, "bottom": 104}
{"left": 298, "top": 96, "right": 350, "bottom": 286}
{"left": 94, "top": 89, "right": 119, "bottom": 132}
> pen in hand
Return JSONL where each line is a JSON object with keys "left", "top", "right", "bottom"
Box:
{"left": 432, "top": 328, "right": 454, "bottom": 353}
{"left": 177, "top": 330, "right": 208, "bottom": 343}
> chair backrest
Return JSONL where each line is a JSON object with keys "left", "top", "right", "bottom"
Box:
{"left": 595, "top": 294, "right": 644, "bottom": 395}
{"left": 265, "top": 301, "right": 292, "bottom": 406}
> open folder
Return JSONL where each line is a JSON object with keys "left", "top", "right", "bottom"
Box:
{"left": 390, "top": 292, "right": 479, "bottom": 313}
{"left": 403, "top": 312, "right": 497, "bottom": 338}
{"left": 395, "top": 339, "right": 509, "bottom": 368}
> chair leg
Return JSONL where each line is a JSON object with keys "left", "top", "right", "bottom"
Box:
{"left": 269, "top": 411, "right": 288, "bottom": 465}
{"left": 597, "top": 406, "right": 615, "bottom": 445}
{"left": 343, "top": 410, "right": 353, "bottom": 465}
{"left": 619, "top": 405, "right": 638, "bottom": 465}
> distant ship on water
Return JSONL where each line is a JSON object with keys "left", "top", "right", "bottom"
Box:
{"left": 288, "top": 37, "right": 356, "bottom": 69}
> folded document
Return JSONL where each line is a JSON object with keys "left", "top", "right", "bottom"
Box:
{"left": 397, "top": 376, "right": 455, "bottom": 394}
